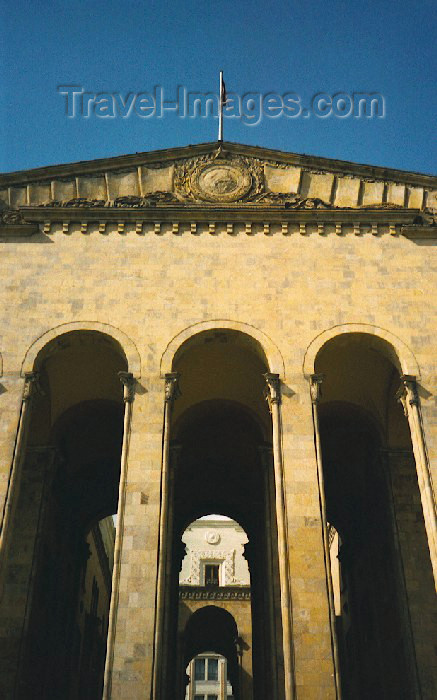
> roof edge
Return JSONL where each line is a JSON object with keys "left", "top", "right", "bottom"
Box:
{"left": 1, "top": 141, "right": 436, "bottom": 188}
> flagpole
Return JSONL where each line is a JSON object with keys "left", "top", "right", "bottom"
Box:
{"left": 218, "top": 70, "right": 223, "bottom": 142}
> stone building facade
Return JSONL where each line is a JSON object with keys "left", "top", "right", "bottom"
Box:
{"left": 0, "top": 141, "right": 436, "bottom": 699}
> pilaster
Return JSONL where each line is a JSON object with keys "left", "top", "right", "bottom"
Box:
{"left": 0, "top": 445, "right": 57, "bottom": 700}
{"left": 280, "top": 372, "right": 336, "bottom": 699}
{"left": 309, "top": 373, "right": 341, "bottom": 698}
{"left": 384, "top": 448, "right": 437, "bottom": 697}
{"left": 109, "top": 375, "right": 165, "bottom": 699}
{"left": 263, "top": 372, "right": 295, "bottom": 700}
{"left": 0, "top": 373, "right": 24, "bottom": 536}
{"left": 153, "top": 372, "right": 180, "bottom": 700}
{"left": 104, "top": 371, "right": 136, "bottom": 699}
{"left": 0, "top": 371, "right": 40, "bottom": 590}
{"left": 396, "top": 375, "right": 437, "bottom": 587}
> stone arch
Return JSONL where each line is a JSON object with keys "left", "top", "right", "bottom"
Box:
{"left": 21, "top": 321, "right": 141, "bottom": 377}
{"left": 183, "top": 606, "right": 240, "bottom": 697}
{"left": 184, "top": 604, "right": 239, "bottom": 656}
{"left": 162, "top": 327, "right": 281, "bottom": 699}
{"left": 303, "top": 323, "right": 420, "bottom": 378}
{"left": 160, "top": 319, "right": 285, "bottom": 377}
{"left": 6, "top": 325, "right": 133, "bottom": 699}
{"left": 308, "top": 324, "right": 436, "bottom": 697}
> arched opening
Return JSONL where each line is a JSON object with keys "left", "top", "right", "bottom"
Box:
{"left": 179, "top": 515, "right": 250, "bottom": 700}
{"left": 160, "top": 329, "right": 284, "bottom": 700}
{"left": 314, "top": 333, "right": 436, "bottom": 699}
{"left": 182, "top": 607, "right": 239, "bottom": 700}
{"left": 0, "top": 330, "right": 128, "bottom": 699}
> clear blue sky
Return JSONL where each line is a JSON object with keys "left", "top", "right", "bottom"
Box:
{"left": 1, "top": 0, "right": 436, "bottom": 174}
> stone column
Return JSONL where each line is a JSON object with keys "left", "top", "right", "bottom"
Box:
{"left": 103, "top": 371, "right": 136, "bottom": 699}
{"left": 219, "top": 656, "right": 226, "bottom": 700}
{"left": 380, "top": 448, "right": 422, "bottom": 697}
{"left": 0, "top": 371, "right": 39, "bottom": 594}
{"left": 152, "top": 372, "right": 180, "bottom": 700}
{"left": 263, "top": 373, "right": 294, "bottom": 700}
{"left": 177, "top": 633, "right": 191, "bottom": 700}
{"left": 235, "top": 610, "right": 254, "bottom": 700}
{"left": 175, "top": 541, "right": 189, "bottom": 700}
{"left": 397, "top": 375, "right": 437, "bottom": 588}
{"left": 162, "top": 443, "right": 183, "bottom": 698}
{"left": 258, "top": 445, "right": 279, "bottom": 698}
{"left": 309, "top": 374, "right": 342, "bottom": 699}
{"left": 0, "top": 445, "right": 57, "bottom": 700}
{"left": 188, "top": 659, "right": 194, "bottom": 700}
{"left": 236, "top": 636, "right": 244, "bottom": 700}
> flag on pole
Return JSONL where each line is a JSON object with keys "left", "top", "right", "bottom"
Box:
{"left": 218, "top": 71, "right": 226, "bottom": 142}
{"left": 221, "top": 77, "right": 227, "bottom": 107}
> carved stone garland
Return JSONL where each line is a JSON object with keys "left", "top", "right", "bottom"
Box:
{"left": 180, "top": 549, "right": 242, "bottom": 585}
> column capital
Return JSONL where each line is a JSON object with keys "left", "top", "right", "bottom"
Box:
{"left": 396, "top": 374, "right": 418, "bottom": 415}
{"left": 263, "top": 372, "right": 281, "bottom": 408}
{"left": 23, "top": 371, "right": 40, "bottom": 401}
{"left": 164, "top": 372, "right": 181, "bottom": 403}
{"left": 118, "top": 371, "right": 135, "bottom": 403}
{"left": 309, "top": 373, "right": 324, "bottom": 404}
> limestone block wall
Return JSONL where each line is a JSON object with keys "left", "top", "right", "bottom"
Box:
{"left": 0, "top": 211, "right": 435, "bottom": 698}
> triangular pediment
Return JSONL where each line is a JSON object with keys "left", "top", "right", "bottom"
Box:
{"left": 1, "top": 142, "right": 436, "bottom": 213}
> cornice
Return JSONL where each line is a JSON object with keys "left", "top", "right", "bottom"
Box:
{"left": 189, "top": 520, "right": 244, "bottom": 530}
{"left": 1, "top": 204, "right": 435, "bottom": 239}
{"left": 15, "top": 204, "right": 427, "bottom": 223}
{"left": 0, "top": 223, "right": 38, "bottom": 237}
{"left": 0, "top": 203, "right": 437, "bottom": 241}
{"left": 401, "top": 225, "right": 437, "bottom": 240}
{"left": 179, "top": 585, "right": 251, "bottom": 601}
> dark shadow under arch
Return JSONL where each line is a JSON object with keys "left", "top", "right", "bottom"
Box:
{"left": 184, "top": 606, "right": 239, "bottom": 693}
{"left": 173, "top": 399, "right": 267, "bottom": 541}
{"left": 50, "top": 399, "right": 124, "bottom": 531}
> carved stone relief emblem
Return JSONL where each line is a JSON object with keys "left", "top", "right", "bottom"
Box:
{"left": 174, "top": 149, "right": 264, "bottom": 203}
{"left": 205, "top": 531, "right": 221, "bottom": 545}
{"left": 190, "top": 160, "right": 252, "bottom": 202}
